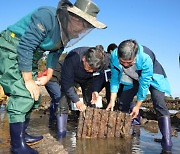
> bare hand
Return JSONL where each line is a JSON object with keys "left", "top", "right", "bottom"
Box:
{"left": 36, "top": 76, "right": 49, "bottom": 86}
{"left": 24, "top": 79, "right": 40, "bottom": 101}
{"left": 106, "top": 101, "right": 115, "bottom": 111}
{"left": 130, "top": 105, "right": 140, "bottom": 119}
{"left": 76, "top": 101, "right": 87, "bottom": 112}
{"left": 130, "top": 101, "right": 142, "bottom": 119}
{"left": 91, "top": 91, "right": 99, "bottom": 104}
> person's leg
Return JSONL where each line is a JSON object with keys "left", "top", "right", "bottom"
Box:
{"left": 45, "top": 81, "right": 61, "bottom": 122}
{"left": 7, "top": 78, "right": 43, "bottom": 146}
{"left": 10, "top": 122, "right": 38, "bottom": 154}
{"left": 4, "top": 76, "right": 41, "bottom": 151}
{"left": 8, "top": 95, "right": 39, "bottom": 153}
{"left": 56, "top": 92, "right": 69, "bottom": 138}
{"left": 117, "top": 81, "right": 140, "bottom": 125}
{"left": 149, "top": 86, "right": 172, "bottom": 152}
{"left": 117, "top": 83, "right": 137, "bottom": 112}
{"left": 0, "top": 31, "right": 39, "bottom": 153}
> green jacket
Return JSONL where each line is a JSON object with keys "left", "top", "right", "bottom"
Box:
{"left": 8, "top": 6, "right": 64, "bottom": 71}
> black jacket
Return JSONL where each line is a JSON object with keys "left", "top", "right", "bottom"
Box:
{"left": 61, "top": 47, "right": 93, "bottom": 103}
{"left": 61, "top": 47, "right": 110, "bottom": 103}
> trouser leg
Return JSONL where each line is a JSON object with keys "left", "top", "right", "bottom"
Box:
{"left": 117, "top": 81, "right": 140, "bottom": 125}
{"left": 0, "top": 30, "right": 41, "bottom": 153}
{"left": 149, "top": 86, "right": 170, "bottom": 117}
{"left": 149, "top": 86, "right": 172, "bottom": 152}
{"left": 57, "top": 93, "right": 69, "bottom": 115}
{"left": 45, "top": 81, "right": 61, "bottom": 121}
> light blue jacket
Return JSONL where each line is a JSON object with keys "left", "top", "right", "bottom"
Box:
{"left": 110, "top": 45, "right": 171, "bottom": 101}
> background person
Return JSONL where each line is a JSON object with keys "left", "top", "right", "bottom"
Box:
{"left": 106, "top": 39, "right": 172, "bottom": 153}
{"left": 0, "top": 0, "right": 106, "bottom": 153}
{"left": 107, "top": 43, "right": 118, "bottom": 54}
{"left": 45, "top": 60, "right": 63, "bottom": 128}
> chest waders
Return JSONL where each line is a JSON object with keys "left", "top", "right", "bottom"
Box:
{"left": 0, "top": 30, "right": 43, "bottom": 153}
{"left": 0, "top": 30, "right": 41, "bottom": 123}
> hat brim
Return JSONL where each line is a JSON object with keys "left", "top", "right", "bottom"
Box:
{"left": 67, "top": 6, "right": 107, "bottom": 29}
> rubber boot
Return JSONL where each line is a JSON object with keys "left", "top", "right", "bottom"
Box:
{"left": 49, "top": 103, "right": 57, "bottom": 120}
{"left": 24, "top": 119, "right": 43, "bottom": 146}
{"left": 57, "top": 114, "right": 68, "bottom": 138}
{"left": 48, "top": 103, "right": 58, "bottom": 128}
{"left": 158, "top": 116, "right": 172, "bottom": 153}
{"left": 10, "top": 122, "right": 38, "bottom": 154}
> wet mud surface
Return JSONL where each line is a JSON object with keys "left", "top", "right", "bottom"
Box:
{"left": 0, "top": 87, "right": 180, "bottom": 154}
{"left": 0, "top": 109, "right": 180, "bottom": 154}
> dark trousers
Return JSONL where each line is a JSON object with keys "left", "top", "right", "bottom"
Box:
{"left": 45, "top": 81, "right": 61, "bottom": 119}
{"left": 99, "top": 81, "right": 110, "bottom": 104}
{"left": 80, "top": 79, "right": 93, "bottom": 106}
{"left": 117, "top": 81, "right": 169, "bottom": 117}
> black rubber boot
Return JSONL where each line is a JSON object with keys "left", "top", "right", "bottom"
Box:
{"left": 10, "top": 122, "right": 38, "bottom": 154}
{"left": 158, "top": 116, "right": 172, "bottom": 153}
{"left": 24, "top": 119, "right": 43, "bottom": 146}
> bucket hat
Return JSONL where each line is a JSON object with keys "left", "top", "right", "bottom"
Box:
{"left": 67, "top": 0, "right": 107, "bottom": 29}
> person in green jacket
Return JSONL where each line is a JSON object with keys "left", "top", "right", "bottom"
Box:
{"left": 0, "top": 0, "right": 106, "bottom": 153}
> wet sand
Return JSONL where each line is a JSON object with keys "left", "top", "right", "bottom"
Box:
{"left": 0, "top": 110, "right": 180, "bottom": 154}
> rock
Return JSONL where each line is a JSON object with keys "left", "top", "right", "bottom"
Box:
{"left": 176, "top": 111, "right": 180, "bottom": 119}
{"left": 143, "top": 120, "right": 158, "bottom": 133}
{"left": 32, "top": 133, "right": 68, "bottom": 154}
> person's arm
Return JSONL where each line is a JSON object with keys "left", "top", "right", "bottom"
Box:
{"left": 106, "top": 54, "right": 120, "bottom": 110}
{"left": 36, "top": 68, "right": 54, "bottom": 86}
{"left": 18, "top": 9, "right": 58, "bottom": 100}
{"left": 75, "top": 101, "right": 86, "bottom": 112}
{"left": 37, "top": 48, "right": 64, "bottom": 86}
{"left": 91, "top": 91, "right": 99, "bottom": 104}
{"left": 61, "top": 53, "right": 80, "bottom": 103}
{"left": 46, "top": 48, "right": 64, "bottom": 72}
{"left": 136, "top": 55, "right": 153, "bottom": 102}
{"left": 130, "top": 100, "right": 142, "bottom": 119}
{"left": 130, "top": 54, "right": 153, "bottom": 118}
{"left": 18, "top": 8, "right": 55, "bottom": 72}
{"left": 91, "top": 72, "right": 105, "bottom": 104}
{"left": 62, "top": 53, "right": 87, "bottom": 111}
{"left": 106, "top": 92, "right": 117, "bottom": 111}
{"left": 22, "top": 72, "right": 39, "bottom": 101}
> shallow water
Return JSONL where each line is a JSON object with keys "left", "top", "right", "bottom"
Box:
{"left": 0, "top": 110, "right": 180, "bottom": 154}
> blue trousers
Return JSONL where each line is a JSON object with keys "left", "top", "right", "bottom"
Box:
{"left": 45, "top": 81, "right": 61, "bottom": 120}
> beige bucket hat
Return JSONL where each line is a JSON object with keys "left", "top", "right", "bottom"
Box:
{"left": 67, "top": 0, "right": 107, "bottom": 29}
